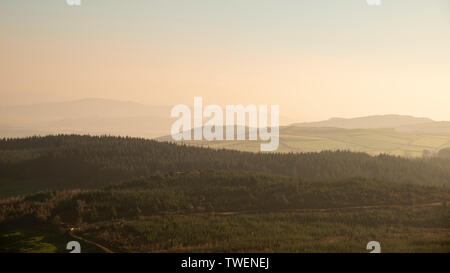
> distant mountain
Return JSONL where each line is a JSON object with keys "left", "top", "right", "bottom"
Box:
{"left": 0, "top": 98, "right": 172, "bottom": 120}
{"left": 2, "top": 100, "right": 450, "bottom": 155}
{"left": 0, "top": 98, "right": 174, "bottom": 138}
{"left": 290, "top": 115, "right": 434, "bottom": 129}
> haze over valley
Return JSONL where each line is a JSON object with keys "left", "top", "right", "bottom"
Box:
{"left": 1, "top": 0, "right": 449, "bottom": 254}
{"left": 2, "top": 98, "right": 448, "bottom": 157}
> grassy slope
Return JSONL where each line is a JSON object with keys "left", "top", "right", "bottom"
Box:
{"left": 84, "top": 206, "right": 450, "bottom": 253}
{"left": 1, "top": 172, "right": 449, "bottom": 253}
{"left": 177, "top": 127, "right": 450, "bottom": 157}
{"left": 0, "top": 224, "right": 103, "bottom": 253}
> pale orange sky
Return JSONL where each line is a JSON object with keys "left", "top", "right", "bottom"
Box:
{"left": 1, "top": 0, "right": 450, "bottom": 122}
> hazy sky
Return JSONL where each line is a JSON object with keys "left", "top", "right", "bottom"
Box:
{"left": 1, "top": 0, "right": 449, "bottom": 121}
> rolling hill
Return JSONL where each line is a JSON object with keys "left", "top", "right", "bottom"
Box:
{"left": 1, "top": 135, "right": 449, "bottom": 253}
{"left": 160, "top": 125, "right": 450, "bottom": 157}
{"left": 0, "top": 98, "right": 297, "bottom": 139}
{"left": 1, "top": 135, "right": 450, "bottom": 198}
{"left": 2, "top": 100, "right": 450, "bottom": 157}
{"left": 290, "top": 115, "right": 434, "bottom": 129}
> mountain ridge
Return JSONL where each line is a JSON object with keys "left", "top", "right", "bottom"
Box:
{"left": 290, "top": 114, "right": 435, "bottom": 129}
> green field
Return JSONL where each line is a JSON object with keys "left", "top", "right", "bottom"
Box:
{"left": 0, "top": 225, "right": 103, "bottom": 253}
{"left": 177, "top": 127, "right": 450, "bottom": 157}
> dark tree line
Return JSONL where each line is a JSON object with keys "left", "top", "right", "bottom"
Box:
{"left": 1, "top": 135, "right": 450, "bottom": 197}
{"left": 1, "top": 170, "right": 448, "bottom": 225}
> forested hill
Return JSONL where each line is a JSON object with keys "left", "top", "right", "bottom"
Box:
{"left": 1, "top": 135, "right": 450, "bottom": 198}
